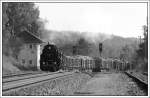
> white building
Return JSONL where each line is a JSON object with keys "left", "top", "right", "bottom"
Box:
{"left": 17, "top": 30, "right": 43, "bottom": 70}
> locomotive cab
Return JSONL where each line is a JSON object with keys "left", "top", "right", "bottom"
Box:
{"left": 40, "top": 43, "right": 61, "bottom": 72}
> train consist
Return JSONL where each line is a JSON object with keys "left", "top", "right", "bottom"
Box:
{"left": 40, "top": 43, "right": 131, "bottom": 72}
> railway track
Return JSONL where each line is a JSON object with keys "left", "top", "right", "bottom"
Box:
{"left": 2, "top": 72, "right": 74, "bottom": 94}
{"left": 125, "top": 71, "right": 148, "bottom": 90}
{"left": 2, "top": 72, "right": 59, "bottom": 83}
{"left": 3, "top": 71, "right": 44, "bottom": 78}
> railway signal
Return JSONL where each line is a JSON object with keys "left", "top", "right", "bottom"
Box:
{"left": 99, "top": 43, "right": 103, "bottom": 57}
{"left": 73, "top": 46, "right": 77, "bottom": 55}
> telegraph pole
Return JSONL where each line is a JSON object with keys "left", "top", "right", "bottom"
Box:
{"left": 143, "top": 25, "right": 148, "bottom": 59}
{"left": 138, "top": 36, "right": 141, "bottom": 45}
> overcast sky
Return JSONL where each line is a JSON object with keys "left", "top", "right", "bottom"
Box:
{"left": 36, "top": 3, "right": 147, "bottom": 38}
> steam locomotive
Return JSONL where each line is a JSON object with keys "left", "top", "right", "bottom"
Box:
{"left": 40, "top": 43, "right": 61, "bottom": 72}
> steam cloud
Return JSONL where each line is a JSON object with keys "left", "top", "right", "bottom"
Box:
{"left": 40, "top": 27, "right": 112, "bottom": 47}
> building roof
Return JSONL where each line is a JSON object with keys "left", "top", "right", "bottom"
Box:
{"left": 18, "top": 30, "right": 44, "bottom": 44}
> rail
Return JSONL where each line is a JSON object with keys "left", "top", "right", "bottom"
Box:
{"left": 3, "top": 72, "right": 58, "bottom": 83}
{"left": 125, "top": 71, "right": 148, "bottom": 86}
{"left": 3, "top": 71, "right": 44, "bottom": 78}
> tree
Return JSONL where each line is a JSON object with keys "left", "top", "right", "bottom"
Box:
{"left": 4, "top": 2, "right": 40, "bottom": 36}
{"left": 2, "top": 2, "right": 40, "bottom": 56}
{"left": 2, "top": 3, "right": 9, "bottom": 39}
{"left": 76, "top": 38, "right": 92, "bottom": 56}
{"left": 119, "top": 45, "right": 130, "bottom": 61}
{"left": 136, "top": 25, "right": 148, "bottom": 59}
{"left": 134, "top": 25, "right": 148, "bottom": 72}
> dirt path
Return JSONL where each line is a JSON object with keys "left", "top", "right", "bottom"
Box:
{"left": 74, "top": 72, "right": 146, "bottom": 96}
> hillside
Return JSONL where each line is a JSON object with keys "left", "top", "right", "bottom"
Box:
{"left": 42, "top": 30, "right": 139, "bottom": 61}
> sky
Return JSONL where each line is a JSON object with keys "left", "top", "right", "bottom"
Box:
{"left": 36, "top": 3, "right": 147, "bottom": 38}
